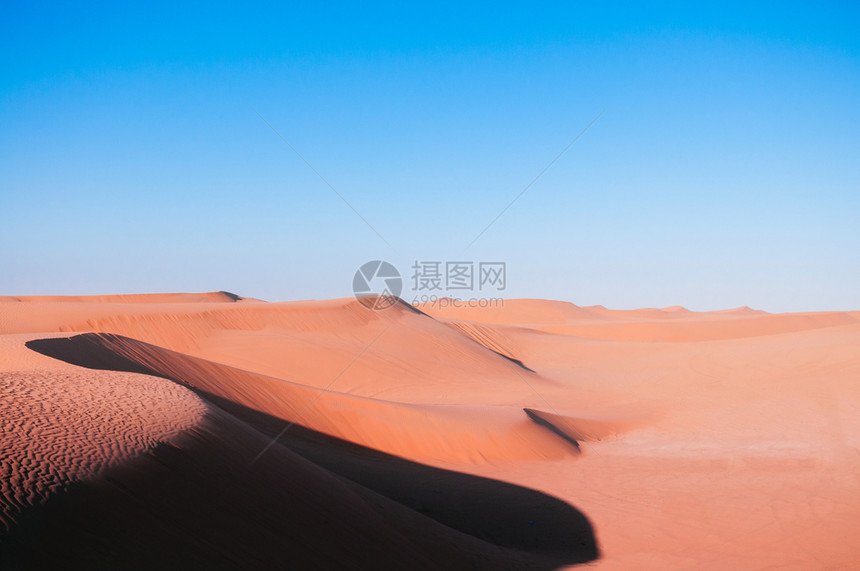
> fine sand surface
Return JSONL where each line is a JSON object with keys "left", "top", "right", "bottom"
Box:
{"left": 1, "top": 293, "right": 859, "bottom": 569}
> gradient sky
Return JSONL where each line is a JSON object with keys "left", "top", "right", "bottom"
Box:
{"left": 2, "top": 2, "right": 858, "bottom": 311}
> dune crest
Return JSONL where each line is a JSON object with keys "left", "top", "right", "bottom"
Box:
{"left": 0, "top": 290, "right": 250, "bottom": 304}
{"left": 525, "top": 408, "right": 636, "bottom": 446}
{"left": 26, "top": 333, "right": 583, "bottom": 464}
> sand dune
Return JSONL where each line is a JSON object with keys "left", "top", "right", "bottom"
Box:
{"left": 25, "top": 332, "right": 583, "bottom": 464}
{"left": 1, "top": 386, "right": 597, "bottom": 569}
{"left": 0, "top": 290, "right": 250, "bottom": 304}
{"left": 538, "top": 311, "right": 858, "bottom": 342}
{"left": 1, "top": 294, "right": 859, "bottom": 569}
{"left": 420, "top": 298, "right": 604, "bottom": 325}
{"left": 0, "top": 337, "right": 206, "bottom": 535}
{"left": 22, "top": 298, "right": 560, "bottom": 404}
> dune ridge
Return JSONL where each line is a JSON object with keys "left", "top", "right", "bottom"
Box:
{"left": 26, "top": 333, "right": 586, "bottom": 465}
{"left": 0, "top": 290, "right": 251, "bottom": 304}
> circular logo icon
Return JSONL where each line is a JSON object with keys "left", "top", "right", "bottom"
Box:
{"left": 353, "top": 260, "right": 402, "bottom": 310}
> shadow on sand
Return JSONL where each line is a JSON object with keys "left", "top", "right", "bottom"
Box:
{"left": 11, "top": 335, "right": 600, "bottom": 569}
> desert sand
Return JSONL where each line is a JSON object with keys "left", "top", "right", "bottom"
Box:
{"left": 1, "top": 292, "right": 858, "bottom": 569}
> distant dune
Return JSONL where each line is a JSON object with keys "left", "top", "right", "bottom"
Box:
{"left": 0, "top": 290, "right": 252, "bottom": 304}
{"left": 1, "top": 294, "right": 859, "bottom": 569}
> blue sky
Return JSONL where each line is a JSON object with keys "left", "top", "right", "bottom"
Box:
{"left": 2, "top": 2, "right": 858, "bottom": 311}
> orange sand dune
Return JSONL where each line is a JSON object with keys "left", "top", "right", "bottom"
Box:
{"left": 25, "top": 332, "right": 583, "bottom": 464}
{"left": 420, "top": 298, "right": 605, "bottom": 325}
{"left": 0, "top": 333, "right": 206, "bottom": 534}
{"left": 0, "top": 292, "right": 259, "bottom": 334}
{"left": 1, "top": 336, "right": 596, "bottom": 568}
{"left": 0, "top": 290, "right": 253, "bottom": 304}
{"left": 1, "top": 294, "right": 859, "bottom": 569}
{"left": 539, "top": 311, "right": 858, "bottom": 342}
{"left": 9, "top": 298, "right": 558, "bottom": 404}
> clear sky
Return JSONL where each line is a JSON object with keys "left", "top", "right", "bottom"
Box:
{"left": 2, "top": 2, "right": 858, "bottom": 312}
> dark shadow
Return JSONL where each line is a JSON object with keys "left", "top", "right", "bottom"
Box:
{"left": 394, "top": 296, "right": 431, "bottom": 315}
{"left": 202, "top": 391, "right": 595, "bottom": 562}
{"left": 524, "top": 408, "right": 582, "bottom": 452}
{"left": 443, "top": 322, "right": 537, "bottom": 373}
{"left": 26, "top": 336, "right": 158, "bottom": 375}
{"left": 217, "top": 290, "right": 243, "bottom": 302}
{"left": 21, "top": 335, "right": 600, "bottom": 569}
{"left": 491, "top": 350, "right": 536, "bottom": 373}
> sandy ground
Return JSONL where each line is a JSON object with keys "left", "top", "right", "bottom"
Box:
{"left": 1, "top": 292, "right": 858, "bottom": 569}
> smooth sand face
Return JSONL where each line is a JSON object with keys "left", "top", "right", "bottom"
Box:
{"left": 1, "top": 293, "right": 858, "bottom": 568}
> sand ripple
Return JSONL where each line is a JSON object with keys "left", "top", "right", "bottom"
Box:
{"left": 0, "top": 367, "right": 206, "bottom": 532}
